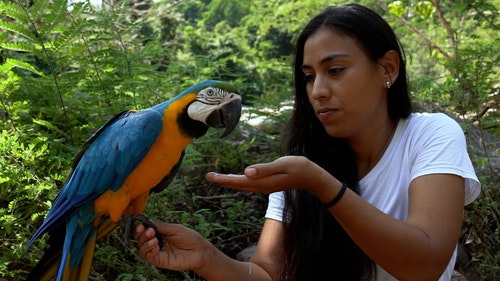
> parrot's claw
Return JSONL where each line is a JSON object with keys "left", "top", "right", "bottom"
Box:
{"left": 121, "top": 214, "right": 166, "bottom": 249}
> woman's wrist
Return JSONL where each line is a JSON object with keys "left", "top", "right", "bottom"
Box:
{"left": 194, "top": 238, "right": 219, "bottom": 274}
{"left": 308, "top": 165, "right": 344, "bottom": 204}
{"left": 324, "top": 182, "right": 347, "bottom": 208}
{"left": 196, "top": 241, "right": 250, "bottom": 281}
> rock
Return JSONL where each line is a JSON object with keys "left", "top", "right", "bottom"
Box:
{"left": 236, "top": 244, "right": 256, "bottom": 262}
{"left": 452, "top": 270, "right": 468, "bottom": 281}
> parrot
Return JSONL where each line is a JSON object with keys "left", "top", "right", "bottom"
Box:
{"left": 25, "top": 80, "right": 242, "bottom": 281}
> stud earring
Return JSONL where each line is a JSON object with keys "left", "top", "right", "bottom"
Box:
{"left": 386, "top": 80, "right": 391, "bottom": 89}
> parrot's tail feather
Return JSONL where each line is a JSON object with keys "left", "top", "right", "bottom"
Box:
{"left": 25, "top": 223, "right": 65, "bottom": 281}
{"left": 62, "top": 255, "right": 71, "bottom": 281}
{"left": 96, "top": 218, "right": 118, "bottom": 241}
{"left": 27, "top": 219, "right": 118, "bottom": 281}
{"left": 26, "top": 200, "right": 73, "bottom": 250}
{"left": 66, "top": 234, "right": 96, "bottom": 281}
{"left": 65, "top": 219, "right": 115, "bottom": 280}
{"left": 25, "top": 254, "right": 60, "bottom": 281}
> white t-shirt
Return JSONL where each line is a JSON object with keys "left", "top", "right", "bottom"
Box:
{"left": 265, "top": 113, "right": 481, "bottom": 281}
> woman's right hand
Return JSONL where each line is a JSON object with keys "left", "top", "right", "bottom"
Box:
{"left": 205, "top": 155, "right": 342, "bottom": 202}
{"left": 134, "top": 222, "right": 212, "bottom": 271}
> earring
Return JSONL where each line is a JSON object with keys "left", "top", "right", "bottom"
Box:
{"left": 386, "top": 80, "right": 391, "bottom": 89}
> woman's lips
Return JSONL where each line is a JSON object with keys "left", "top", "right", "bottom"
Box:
{"left": 316, "top": 108, "right": 339, "bottom": 121}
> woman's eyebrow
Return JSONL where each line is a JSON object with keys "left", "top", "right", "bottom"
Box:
{"left": 301, "top": 53, "right": 349, "bottom": 70}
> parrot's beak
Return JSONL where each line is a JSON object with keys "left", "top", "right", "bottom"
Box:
{"left": 206, "top": 96, "right": 242, "bottom": 138}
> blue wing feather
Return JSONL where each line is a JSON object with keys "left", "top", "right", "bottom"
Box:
{"left": 27, "top": 108, "right": 163, "bottom": 248}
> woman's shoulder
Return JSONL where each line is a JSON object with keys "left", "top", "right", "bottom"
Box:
{"left": 393, "top": 112, "right": 468, "bottom": 158}
{"left": 408, "top": 112, "right": 460, "bottom": 126}
{"left": 405, "top": 112, "right": 464, "bottom": 137}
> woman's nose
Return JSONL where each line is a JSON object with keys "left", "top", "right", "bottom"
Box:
{"left": 310, "top": 76, "right": 330, "bottom": 100}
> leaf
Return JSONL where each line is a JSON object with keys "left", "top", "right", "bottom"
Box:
{"left": 388, "top": 1, "right": 405, "bottom": 17}
{"left": 414, "top": 1, "right": 434, "bottom": 19}
{"left": 0, "top": 20, "right": 37, "bottom": 42}
{"left": 33, "top": 118, "right": 68, "bottom": 137}
{"left": 0, "top": 1, "right": 28, "bottom": 22}
{"left": 38, "top": 0, "right": 69, "bottom": 34}
{"left": 0, "top": 42, "right": 35, "bottom": 52}
{"left": 0, "top": 58, "right": 43, "bottom": 76}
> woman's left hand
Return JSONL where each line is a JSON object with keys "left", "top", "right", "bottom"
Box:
{"left": 205, "top": 155, "right": 337, "bottom": 196}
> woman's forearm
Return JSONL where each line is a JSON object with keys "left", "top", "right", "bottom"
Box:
{"left": 196, "top": 244, "right": 273, "bottom": 281}
{"left": 319, "top": 175, "right": 464, "bottom": 280}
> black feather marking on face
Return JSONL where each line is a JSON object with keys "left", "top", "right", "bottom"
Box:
{"left": 198, "top": 87, "right": 226, "bottom": 105}
{"left": 177, "top": 107, "right": 209, "bottom": 138}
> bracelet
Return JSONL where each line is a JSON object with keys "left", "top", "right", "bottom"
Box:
{"left": 324, "top": 182, "right": 347, "bottom": 208}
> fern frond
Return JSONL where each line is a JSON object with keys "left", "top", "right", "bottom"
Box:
{"left": 29, "top": 0, "right": 52, "bottom": 19}
{"left": 0, "top": 58, "right": 43, "bottom": 76}
{"left": 55, "top": 16, "right": 88, "bottom": 49}
{"left": 0, "top": 1, "right": 28, "bottom": 22}
{"left": 67, "top": 1, "right": 86, "bottom": 15}
{"left": 38, "top": 0, "right": 69, "bottom": 34}
{"left": 0, "top": 42, "right": 35, "bottom": 52}
{"left": 0, "top": 20, "right": 37, "bottom": 42}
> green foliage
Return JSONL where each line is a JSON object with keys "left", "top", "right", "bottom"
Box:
{"left": 463, "top": 174, "right": 500, "bottom": 279}
{"left": 0, "top": 129, "right": 67, "bottom": 278}
{"left": 383, "top": 0, "right": 499, "bottom": 133}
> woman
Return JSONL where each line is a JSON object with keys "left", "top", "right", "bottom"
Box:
{"left": 135, "top": 4, "right": 480, "bottom": 280}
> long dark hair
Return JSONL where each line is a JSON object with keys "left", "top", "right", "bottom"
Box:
{"left": 280, "top": 4, "right": 412, "bottom": 281}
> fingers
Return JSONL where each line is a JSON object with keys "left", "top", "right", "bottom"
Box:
{"left": 205, "top": 156, "right": 319, "bottom": 194}
{"left": 135, "top": 224, "right": 158, "bottom": 247}
{"left": 205, "top": 161, "right": 279, "bottom": 183}
{"left": 244, "top": 156, "right": 309, "bottom": 178}
{"left": 244, "top": 158, "right": 288, "bottom": 178}
{"left": 135, "top": 224, "right": 161, "bottom": 259}
{"left": 133, "top": 223, "right": 145, "bottom": 240}
{"left": 205, "top": 172, "right": 255, "bottom": 190}
{"left": 135, "top": 222, "right": 175, "bottom": 248}
{"left": 244, "top": 167, "right": 258, "bottom": 177}
{"left": 205, "top": 157, "right": 297, "bottom": 184}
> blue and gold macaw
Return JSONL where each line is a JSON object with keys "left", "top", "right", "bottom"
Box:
{"left": 25, "top": 80, "right": 242, "bottom": 281}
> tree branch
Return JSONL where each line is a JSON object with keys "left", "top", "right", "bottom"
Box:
{"left": 430, "top": 0, "right": 457, "bottom": 57}
{"left": 374, "top": 0, "right": 452, "bottom": 60}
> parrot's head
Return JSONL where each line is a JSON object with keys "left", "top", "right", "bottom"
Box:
{"left": 180, "top": 80, "right": 242, "bottom": 138}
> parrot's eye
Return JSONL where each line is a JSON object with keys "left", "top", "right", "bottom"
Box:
{"left": 207, "top": 89, "right": 214, "bottom": 96}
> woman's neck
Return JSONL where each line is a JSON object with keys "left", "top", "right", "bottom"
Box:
{"left": 351, "top": 118, "right": 398, "bottom": 179}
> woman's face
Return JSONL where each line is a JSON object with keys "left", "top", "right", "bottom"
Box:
{"left": 302, "top": 27, "right": 389, "bottom": 140}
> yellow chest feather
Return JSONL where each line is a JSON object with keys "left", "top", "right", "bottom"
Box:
{"left": 94, "top": 94, "right": 197, "bottom": 221}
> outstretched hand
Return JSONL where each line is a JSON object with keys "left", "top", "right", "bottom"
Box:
{"left": 205, "top": 156, "right": 337, "bottom": 197}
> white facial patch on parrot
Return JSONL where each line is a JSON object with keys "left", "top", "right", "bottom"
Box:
{"left": 187, "top": 87, "right": 241, "bottom": 124}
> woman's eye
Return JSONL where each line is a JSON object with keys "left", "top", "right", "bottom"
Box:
{"left": 304, "top": 73, "right": 314, "bottom": 82}
{"left": 328, "top": 67, "right": 344, "bottom": 75}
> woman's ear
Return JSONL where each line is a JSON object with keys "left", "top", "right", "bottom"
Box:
{"left": 378, "top": 50, "right": 400, "bottom": 88}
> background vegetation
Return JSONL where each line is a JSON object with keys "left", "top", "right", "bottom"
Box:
{"left": 0, "top": 0, "right": 498, "bottom": 280}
